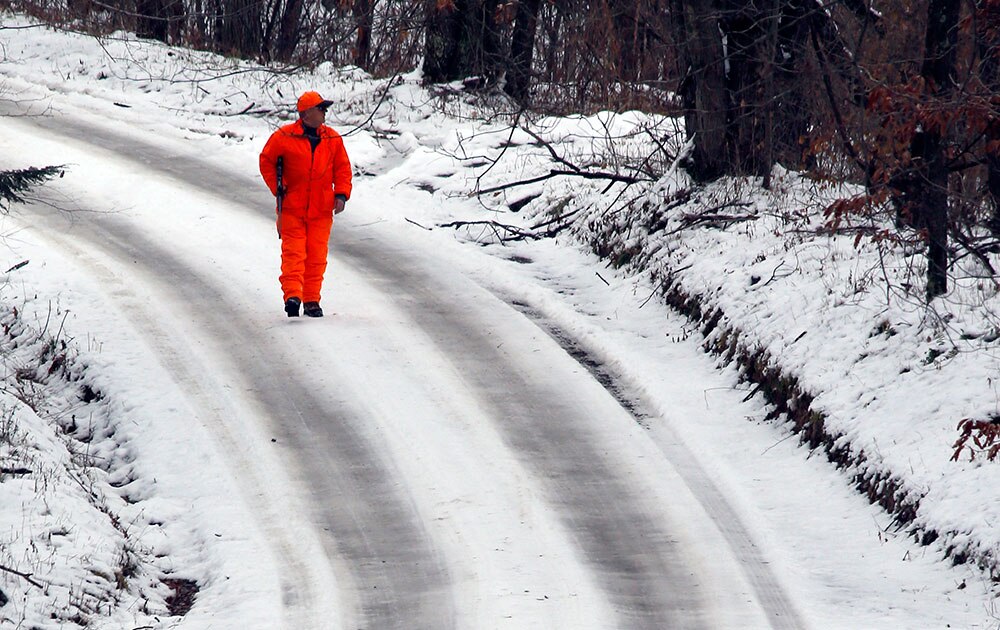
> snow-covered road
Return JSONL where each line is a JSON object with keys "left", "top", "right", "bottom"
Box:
{"left": 0, "top": 108, "right": 806, "bottom": 628}
{"left": 1, "top": 45, "right": 997, "bottom": 623}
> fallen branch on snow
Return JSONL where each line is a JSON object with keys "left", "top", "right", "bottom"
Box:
{"left": 437, "top": 219, "right": 538, "bottom": 243}
{"left": 659, "top": 201, "right": 757, "bottom": 236}
{"left": 0, "top": 563, "right": 44, "bottom": 589}
{"left": 438, "top": 208, "right": 581, "bottom": 243}
{"left": 475, "top": 168, "right": 649, "bottom": 197}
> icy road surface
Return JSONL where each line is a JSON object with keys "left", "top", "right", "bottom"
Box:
{"left": 0, "top": 107, "right": 804, "bottom": 629}
{"left": 1, "top": 96, "right": 994, "bottom": 629}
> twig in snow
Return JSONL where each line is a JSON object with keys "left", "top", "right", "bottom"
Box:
{"left": 475, "top": 168, "right": 648, "bottom": 197}
{"left": 437, "top": 219, "right": 537, "bottom": 243}
{"left": 762, "top": 260, "right": 798, "bottom": 286}
{"left": 761, "top": 433, "right": 797, "bottom": 455}
{"left": 742, "top": 383, "right": 763, "bottom": 403}
{"left": 639, "top": 289, "right": 657, "bottom": 308}
{"left": 405, "top": 218, "right": 433, "bottom": 231}
{"left": 530, "top": 208, "right": 580, "bottom": 237}
{"left": 0, "top": 564, "right": 44, "bottom": 588}
{"left": 659, "top": 201, "right": 756, "bottom": 237}
{"left": 517, "top": 126, "right": 582, "bottom": 173}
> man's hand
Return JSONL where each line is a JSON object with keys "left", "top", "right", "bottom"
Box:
{"left": 335, "top": 197, "right": 347, "bottom": 214}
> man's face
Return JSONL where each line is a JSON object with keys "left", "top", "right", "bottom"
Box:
{"left": 301, "top": 105, "right": 327, "bottom": 127}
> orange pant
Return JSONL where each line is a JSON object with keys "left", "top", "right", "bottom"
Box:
{"left": 279, "top": 213, "right": 333, "bottom": 303}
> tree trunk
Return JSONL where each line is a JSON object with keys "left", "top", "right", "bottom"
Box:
{"left": 472, "top": 0, "right": 503, "bottom": 85}
{"left": 214, "top": 0, "right": 264, "bottom": 58}
{"left": 542, "top": 4, "right": 561, "bottom": 85}
{"left": 771, "top": 0, "right": 813, "bottom": 168}
{"left": 423, "top": 0, "right": 502, "bottom": 85}
{"left": 354, "top": 0, "right": 375, "bottom": 70}
{"left": 424, "top": 0, "right": 462, "bottom": 83}
{"left": 136, "top": 0, "right": 169, "bottom": 42}
{"left": 670, "top": 0, "right": 730, "bottom": 181}
{"left": 505, "top": 0, "right": 541, "bottom": 103}
{"left": 719, "top": 0, "right": 775, "bottom": 178}
{"left": 914, "top": 0, "right": 959, "bottom": 299}
{"left": 977, "top": 0, "right": 1000, "bottom": 234}
{"left": 610, "top": 0, "right": 640, "bottom": 83}
{"left": 274, "top": 0, "right": 305, "bottom": 62}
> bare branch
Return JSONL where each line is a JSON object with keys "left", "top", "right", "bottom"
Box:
{"left": 0, "top": 564, "right": 45, "bottom": 589}
{"left": 476, "top": 168, "right": 648, "bottom": 197}
{"left": 437, "top": 219, "right": 539, "bottom": 243}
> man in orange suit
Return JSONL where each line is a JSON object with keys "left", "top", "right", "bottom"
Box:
{"left": 259, "top": 91, "right": 353, "bottom": 317}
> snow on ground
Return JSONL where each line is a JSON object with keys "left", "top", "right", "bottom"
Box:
{"left": 1, "top": 12, "right": 999, "bottom": 628}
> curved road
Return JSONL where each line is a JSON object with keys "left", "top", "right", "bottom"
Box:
{"left": 0, "top": 109, "right": 804, "bottom": 629}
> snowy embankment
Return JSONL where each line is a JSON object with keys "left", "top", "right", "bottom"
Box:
{"left": 0, "top": 298, "right": 187, "bottom": 624}
{"left": 540, "top": 144, "right": 1000, "bottom": 580}
{"left": 401, "top": 103, "right": 1000, "bottom": 583}
{"left": 0, "top": 13, "right": 999, "bottom": 627}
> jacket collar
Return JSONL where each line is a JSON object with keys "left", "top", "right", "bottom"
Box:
{"left": 292, "top": 119, "right": 327, "bottom": 137}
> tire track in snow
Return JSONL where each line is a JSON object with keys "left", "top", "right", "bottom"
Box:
{"left": 500, "top": 298, "right": 807, "bottom": 630}
{"left": 16, "top": 229, "right": 340, "bottom": 627}
{"left": 333, "top": 235, "right": 730, "bottom": 629}
{"left": 20, "top": 210, "right": 457, "bottom": 629}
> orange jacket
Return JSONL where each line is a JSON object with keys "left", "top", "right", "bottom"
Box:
{"left": 259, "top": 121, "right": 353, "bottom": 218}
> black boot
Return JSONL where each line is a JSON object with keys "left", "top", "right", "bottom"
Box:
{"left": 303, "top": 301, "right": 323, "bottom": 318}
{"left": 284, "top": 296, "right": 301, "bottom": 317}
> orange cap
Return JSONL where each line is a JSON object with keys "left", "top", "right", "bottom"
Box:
{"left": 297, "top": 91, "right": 333, "bottom": 112}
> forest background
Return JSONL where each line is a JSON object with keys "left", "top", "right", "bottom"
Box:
{"left": 5, "top": 0, "right": 1000, "bottom": 302}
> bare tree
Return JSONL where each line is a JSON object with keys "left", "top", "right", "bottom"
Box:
{"left": 977, "top": 0, "right": 1000, "bottom": 233}
{"left": 912, "top": 0, "right": 959, "bottom": 299}
{"left": 609, "top": 0, "right": 641, "bottom": 83}
{"left": 669, "top": 0, "right": 877, "bottom": 183}
{"left": 423, "top": 0, "right": 504, "bottom": 86}
{"left": 212, "top": 0, "right": 264, "bottom": 57}
{"left": 505, "top": 0, "right": 541, "bottom": 103}
{"left": 353, "top": 0, "right": 375, "bottom": 70}
{"left": 669, "top": 0, "right": 730, "bottom": 181}
{"left": 135, "top": 0, "right": 171, "bottom": 42}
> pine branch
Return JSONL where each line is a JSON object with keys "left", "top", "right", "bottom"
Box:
{"left": 0, "top": 165, "right": 66, "bottom": 207}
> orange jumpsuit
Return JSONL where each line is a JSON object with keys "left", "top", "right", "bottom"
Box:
{"left": 259, "top": 120, "right": 353, "bottom": 304}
